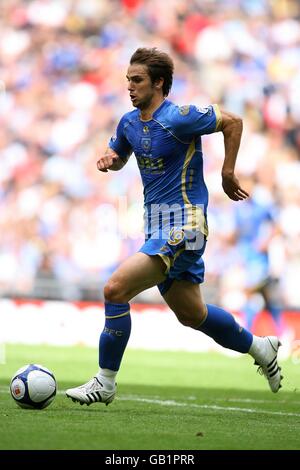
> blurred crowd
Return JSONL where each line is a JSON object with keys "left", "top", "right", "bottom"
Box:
{"left": 1, "top": 0, "right": 300, "bottom": 321}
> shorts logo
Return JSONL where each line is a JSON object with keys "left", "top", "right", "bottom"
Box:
{"left": 179, "top": 105, "right": 190, "bottom": 116}
{"left": 168, "top": 227, "right": 185, "bottom": 246}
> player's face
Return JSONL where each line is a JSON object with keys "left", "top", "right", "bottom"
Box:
{"left": 126, "top": 64, "right": 156, "bottom": 110}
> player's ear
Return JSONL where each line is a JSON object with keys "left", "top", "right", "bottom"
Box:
{"left": 154, "top": 77, "right": 164, "bottom": 90}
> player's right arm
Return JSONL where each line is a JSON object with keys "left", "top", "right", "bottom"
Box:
{"left": 97, "top": 147, "right": 128, "bottom": 172}
{"left": 97, "top": 115, "right": 132, "bottom": 173}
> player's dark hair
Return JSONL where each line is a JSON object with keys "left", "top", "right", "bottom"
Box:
{"left": 130, "top": 48, "right": 174, "bottom": 96}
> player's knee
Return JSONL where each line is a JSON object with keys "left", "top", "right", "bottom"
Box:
{"left": 177, "top": 315, "right": 197, "bottom": 328}
{"left": 104, "top": 280, "right": 128, "bottom": 304}
{"left": 176, "top": 306, "right": 206, "bottom": 329}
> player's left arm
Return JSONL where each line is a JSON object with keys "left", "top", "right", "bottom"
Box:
{"left": 172, "top": 104, "right": 249, "bottom": 201}
{"left": 217, "top": 108, "right": 249, "bottom": 202}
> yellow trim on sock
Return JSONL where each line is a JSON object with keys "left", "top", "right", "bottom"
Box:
{"left": 105, "top": 310, "right": 130, "bottom": 320}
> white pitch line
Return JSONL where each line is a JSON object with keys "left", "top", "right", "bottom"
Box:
{"left": 118, "top": 392, "right": 300, "bottom": 406}
{"left": 4, "top": 387, "right": 299, "bottom": 405}
{"left": 2, "top": 387, "right": 300, "bottom": 418}
{"left": 160, "top": 395, "right": 300, "bottom": 406}
{"left": 117, "top": 395, "right": 300, "bottom": 418}
{"left": 225, "top": 397, "right": 300, "bottom": 405}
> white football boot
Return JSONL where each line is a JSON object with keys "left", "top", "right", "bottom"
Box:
{"left": 66, "top": 377, "right": 116, "bottom": 406}
{"left": 253, "top": 336, "right": 283, "bottom": 393}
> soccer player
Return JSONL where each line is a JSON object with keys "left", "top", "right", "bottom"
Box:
{"left": 66, "top": 48, "right": 283, "bottom": 406}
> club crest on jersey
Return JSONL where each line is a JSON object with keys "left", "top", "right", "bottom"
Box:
{"left": 143, "top": 126, "right": 149, "bottom": 133}
{"left": 141, "top": 137, "right": 151, "bottom": 151}
{"left": 179, "top": 105, "right": 190, "bottom": 116}
{"left": 168, "top": 227, "right": 185, "bottom": 246}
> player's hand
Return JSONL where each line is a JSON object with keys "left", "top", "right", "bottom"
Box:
{"left": 97, "top": 148, "right": 119, "bottom": 172}
{"left": 221, "top": 173, "right": 249, "bottom": 201}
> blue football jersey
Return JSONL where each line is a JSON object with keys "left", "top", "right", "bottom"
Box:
{"left": 109, "top": 99, "right": 221, "bottom": 236}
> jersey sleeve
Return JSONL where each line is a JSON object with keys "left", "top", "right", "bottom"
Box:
{"left": 109, "top": 115, "right": 132, "bottom": 161}
{"left": 173, "top": 104, "right": 222, "bottom": 141}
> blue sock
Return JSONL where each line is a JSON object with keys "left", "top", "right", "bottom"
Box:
{"left": 99, "top": 302, "right": 131, "bottom": 371}
{"left": 198, "top": 304, "right": 253, "bottom": 353}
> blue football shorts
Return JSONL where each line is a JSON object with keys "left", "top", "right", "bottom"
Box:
{"left": 139, "top": 229, "right": 207, "bottom": 296}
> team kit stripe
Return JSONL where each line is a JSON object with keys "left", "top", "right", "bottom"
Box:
{"left": 181, "top": 140, "right": 208, "bottom": 237}
{"left": 105, "top": 310, "right": 130, "bottom": 320}
{"left": 213, "top": 103, "right": 222, "bottom": 131}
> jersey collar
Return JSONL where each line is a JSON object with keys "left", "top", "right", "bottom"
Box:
{"left": 139, "top": 99, "right": 170, "bottom": 122}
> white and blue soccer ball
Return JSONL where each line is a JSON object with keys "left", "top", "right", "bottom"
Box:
{"left": 10, "top": 364, "right": 57, "bottom": 409}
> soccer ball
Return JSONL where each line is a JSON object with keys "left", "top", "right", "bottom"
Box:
{"left": 10, "top": 364, "right": 57, "bottom": 409}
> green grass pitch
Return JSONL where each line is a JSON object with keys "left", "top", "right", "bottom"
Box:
{"left": 0, "top": 344, "right": 300, "bottom": 450}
